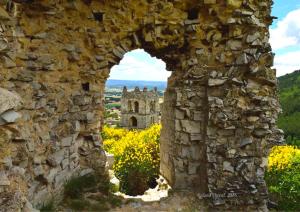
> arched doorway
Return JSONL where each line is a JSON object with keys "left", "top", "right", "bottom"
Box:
{"left": 130, "top": 116, "right": 138, "bottom": 127}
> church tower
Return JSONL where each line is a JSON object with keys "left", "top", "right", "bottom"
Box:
{"left": 120, "top": 86, "right": 160, "bottom": 129}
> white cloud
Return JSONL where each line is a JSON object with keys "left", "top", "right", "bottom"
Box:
{"left": 274, "top": 51, "right": 300, "bottom": 76}
{"left": 270, "top": 9, "right": 300, "bottom": 50}
{"left": 110, "top": 49, "right": 171, "bottom": 81}
{"left": 270, "top": 8, "right": 300, "bottom": 76}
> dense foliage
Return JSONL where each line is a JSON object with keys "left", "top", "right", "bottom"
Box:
{"left": 265, "top": 146, "right": 300, "bottom": 210}
{"left": 102, "top": 124, "right": 161, "bottom": 196}
{"left": 278, "top": 70, "right": 300, "bottom": 146}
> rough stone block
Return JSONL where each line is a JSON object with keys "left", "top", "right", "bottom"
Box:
{"left": 47, "top": 149, "right": 65, "bottom": 167}
{"left": 33, "top": 165, "right": 44, "bottom": 176}
{"left": 181, "top": 120, "right": 201, "bottom": 133}
{"left": 0, "top": 172, "right": 10, "bottom": 186}
{"left": 1, "top": 110, "right": 21, "bottom": 123}
{"left": 61, "top": 158, "right": 69, "bottom": 169}
{"left": 61, "top": 136, "right": 73, "bottom": 147}
{"left": 46, "top": 167, "right": 61, "bottom": 184}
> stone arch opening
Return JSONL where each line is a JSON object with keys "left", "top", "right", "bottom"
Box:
{"left": 130, "top": 116, "right": 138, "bottom": 128}
{"left": 106, "top": 48, "right": 170, "bottom": 195}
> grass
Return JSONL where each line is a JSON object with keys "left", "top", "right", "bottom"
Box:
{"left": 62, "top": 174, "right": 122, "bottom": 211}
{"left": 40, "top": 200, "right": 55, "bottom": 212}
{"left": 68, "top": 198, "right": 91, "bottom": 210}
{"left": 64, "top": 174, "right": 98, "bottom": 199}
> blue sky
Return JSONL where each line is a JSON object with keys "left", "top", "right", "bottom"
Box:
{"left": 110, "top": 0, "right": 300, "bottom": 81}
{"left": 270, "top": 0, "right": 300, "bottom": 76}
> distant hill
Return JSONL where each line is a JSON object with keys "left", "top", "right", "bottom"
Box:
{"left": 278, "top": 70, "right": 300, "bottom": 146}
{"left": 106, "top": 79, "right": 167, "bottom": 91}
{"left": 278, "top": 70, "right": 300, "bottom": 92}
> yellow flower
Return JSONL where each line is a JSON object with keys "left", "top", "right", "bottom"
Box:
{"left": 102, "top": 124, "right": 161, "bottom": 193}
{"left": 268, "top": 145, "right": 300, "bottom": 170}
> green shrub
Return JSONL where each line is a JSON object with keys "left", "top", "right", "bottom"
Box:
{"left": 285, "top": 136, "right": 300, "bottom": 147}
{"left": 64, "top": 174, "right": 97, "bottom": 199}
{"left": 103, "top": 124, "right": 161, "bottom": 195}
{"left": 108, "top": 194, "right": 122, "bottom": 207}
{"left": 266, "top": 146, "right": 300, "bottom": 211}
{"left": 68, "top": 199, "right": 91, "bottom": 210}
{"left": 40, "top": 200, "right": 55, "bottom": 212}
{"left": 89, "top": 202, "right": 109, "bottom": 211}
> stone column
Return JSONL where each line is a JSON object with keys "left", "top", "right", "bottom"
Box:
{"left": 202, "top": 1, "right": 284, "bottom": 210}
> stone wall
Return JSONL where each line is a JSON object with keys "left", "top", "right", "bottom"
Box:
{"left": 0, "top": 0, "right": 283, "bottom": 210}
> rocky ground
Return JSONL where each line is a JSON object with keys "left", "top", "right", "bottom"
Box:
{"left": 58, "top": 191, "right": 207, "bottom": 212}
{"left": 111, "top": 191, "right": 207, "bottom": 212}
{"left": 54, "top": 171, "right": 207, "bottom": 212}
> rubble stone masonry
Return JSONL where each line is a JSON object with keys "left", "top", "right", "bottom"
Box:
{"left": 0, "top": 0, "right": 284, "bottom": 210}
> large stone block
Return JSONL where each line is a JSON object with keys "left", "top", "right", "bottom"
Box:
{"left": 0, "top": 88, "right": 22, "bottom": 114}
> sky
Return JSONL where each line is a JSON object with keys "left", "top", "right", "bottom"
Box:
{"left": 110, "top": 0, "right": 300, "bottom": 81}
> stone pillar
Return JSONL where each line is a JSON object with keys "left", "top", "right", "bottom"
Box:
{"left": 202, "top": 1, "right": 284, "bottom": 210}
{"left": 160, "top": 87, "right": 176, "bottom": 186}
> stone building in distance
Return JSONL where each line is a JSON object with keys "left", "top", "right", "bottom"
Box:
{"left": 121, "top": 86, "right": 160, "bottom": 129}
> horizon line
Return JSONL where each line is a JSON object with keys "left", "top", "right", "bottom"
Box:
{"left": 107, "top": 79, "right": 168, "bottom": 82}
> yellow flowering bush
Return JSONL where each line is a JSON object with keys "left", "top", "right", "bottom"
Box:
{"left": 102, "top": 124, "right": 161, "bottom": 195}
{"left": 268, "top": 145, "right": 300, "bottom": 170}
{"left": 266, "top": 145, "right": 300, "bottom": 210}
{"left": 102, "top": 125, "right": 128, "bottom": 141}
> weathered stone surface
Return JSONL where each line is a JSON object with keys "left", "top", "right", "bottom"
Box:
{"left": 61, "top": 137, "right": 73, "bottom": 147}
{"left": 105, "top": 152, "right": 115, "bottom": 169}
{"left": 223, "top": 161, "right": 234, "bottom": 173}
{"left": 0, "top": 88, "right": 22, "bottom": 114}
{"left": 0, "top": 172, "right": 10, "bottom": 186}
{"left": 79, "top": 168, "right": 94, "bottom": 177}
{"left": 208, "top": 79, "right": 227, "bottom": 87}
{"left": 240, "top": 137, "right": 253, "bottom": 147}
{"left": 22, "top": 200, "right": 39, "bottom": 212}
{"left": 61, "top": 158, "right": 69, "bottom": 169}
{"left": 181, "top": 120, "right": 201, "bottom": 134}
{"left": 47, "top": 149, "right": 65, "bottom": 167}
{"left": 46, "top": 167, "right": 61, "bottom": 184}
{"left": 0, "top": 7, "right": 10, "bottom": 20}
{"left": 1, "top": 110, "right": 21, "bottom": 123}
{"left": 33, "top": 165, "right": 44, "bottom": 176}
{"left": 0, "top": 0, "right": 282, "bottom": 211}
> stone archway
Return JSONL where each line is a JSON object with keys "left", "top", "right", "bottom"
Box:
{"left": 130, "top": 116, "right": 138, "bottom": 128}
{"left": 0, "top": 0, "right": 284, "bottom": 210}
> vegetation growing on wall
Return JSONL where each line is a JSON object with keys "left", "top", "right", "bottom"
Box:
{"left": 60, "top": 174, "right": 122, "bottom": 211}
{"left": 102, "top": 124, "right": 161, "bottom": 196}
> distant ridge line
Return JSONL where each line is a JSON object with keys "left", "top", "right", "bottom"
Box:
{"left": 106, "top": 79, "right": 167, "bottom": 90}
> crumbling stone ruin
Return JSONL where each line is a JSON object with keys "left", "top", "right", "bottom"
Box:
{"left": 120, "top": 86, "right": 160, "bottom": 129}
{"left": 0, "top": 0, "right": 284, "bottom": 210}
